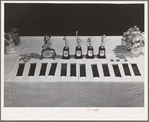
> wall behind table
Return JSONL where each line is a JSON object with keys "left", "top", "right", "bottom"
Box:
{"left": 5, "top": 3, "right": 144, "bottom": 36}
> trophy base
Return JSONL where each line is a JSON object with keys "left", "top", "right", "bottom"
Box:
{"left": 75, "top": 55, "right": 83, "bottom": 59}
{"left": 86, "top": 54, "right": 94, "bottom": 59}
{"left": 41, "top": 49, "right": 56, "bottom": 59}
{"left": 62, "top": 55, "right": 70, "bottom": 59}
{"left": 97, "top": 54, "right": 106, "bottom": 59}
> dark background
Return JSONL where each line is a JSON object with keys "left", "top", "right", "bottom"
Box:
{"left": 4, "top": 3, "right": 144, "bottom": 36}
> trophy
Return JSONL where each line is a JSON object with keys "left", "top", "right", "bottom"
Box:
{"left": 62, "top": 36, "right": 70, "bottom": 59}
{"left": 86, "top": 37, "right": 94, "bottom": 59}
{"left": 98, "top": 35, "right": 106, "bottom": 58}
{"left": 75, "top": 31, "right": 83, "bottom": 59}
{"left": 41, "top": 35, "right": 56, "bottom": 59}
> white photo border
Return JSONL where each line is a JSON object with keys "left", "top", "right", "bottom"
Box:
{"left": 1, "top": 1, "right": 148, "bottom": 120}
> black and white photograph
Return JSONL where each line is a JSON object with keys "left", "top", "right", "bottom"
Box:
{"left": 1, "top": 0, "right": 148, "bottom": 120}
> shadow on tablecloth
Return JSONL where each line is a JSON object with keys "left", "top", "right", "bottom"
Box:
{"left": 113, "top": 45, "right": 144, "bottom": 59}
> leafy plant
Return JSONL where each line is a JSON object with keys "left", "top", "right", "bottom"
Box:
{"left": 121, "top": 25, "right": 144, "bottom": 51}
{"left": 4, "top": 33, "right": 15, "bottom": 46}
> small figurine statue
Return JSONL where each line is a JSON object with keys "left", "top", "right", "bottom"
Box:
{"left": 41, "top": 35, "right": 56, "bottom": 59}
{"left": 98, "top": 35, "right": 106, "bottom": 59}
{"left": 75, "top": 31, "right": 83, "bottom": 59}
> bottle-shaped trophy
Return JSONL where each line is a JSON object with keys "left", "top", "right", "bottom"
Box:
{"left": 86, "top": 37, "right": 94, "bottom": 59}
{"left": 62, "top": 36, "right": 70, "bottom": 59}
{"left": 98, "top": 35, "right": 106, "bottom": 58}
{"left": 75, "top": 31, "right": 83, "bottom": 59}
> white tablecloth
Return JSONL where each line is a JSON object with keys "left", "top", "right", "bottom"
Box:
{"left": 4, "top": 36, "right": 144, "bottom": 107}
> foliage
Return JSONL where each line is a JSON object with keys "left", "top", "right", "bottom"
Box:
{"left": 121, "top": 25, "right": 144, "bottom": 51}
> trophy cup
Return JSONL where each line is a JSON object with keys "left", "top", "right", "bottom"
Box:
{"left": 98, "top": 35, "right": 106, "bottom": 58}
{"left": 62, "top": 36, "right": 70, "bottom": 59}
{"left": 75, "top": 31, "right": 83, "bottom": 59}
{"left": 86, "top": 37, "right": 94, "bottom": 59}
{"left": 41, "top": 35, "right": 56, "bottom": 60}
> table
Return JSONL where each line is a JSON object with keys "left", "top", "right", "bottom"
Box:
{"left": 4, "top": 36, "right": 144, "bottom": 107}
